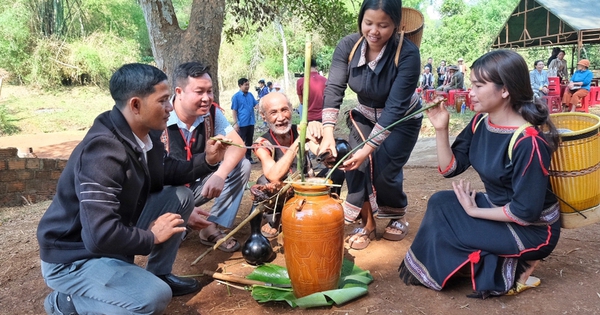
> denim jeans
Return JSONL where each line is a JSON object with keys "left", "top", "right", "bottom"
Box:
{"left": 190, "top": 158, "right": 251, "bottom": 228}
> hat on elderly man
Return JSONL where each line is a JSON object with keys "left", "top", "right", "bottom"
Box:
{"left": 577, "top": 59, "right": 590, "bottom": 68}
{"left": 458, "top": 58, "right": 464, "bottom": 62}
{"left": 447, "top": 65, "right": 459, "bottom": 71}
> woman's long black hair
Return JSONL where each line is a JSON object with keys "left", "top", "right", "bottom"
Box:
{"left": 470, "top": 49, "right": 560, "bottom": 151}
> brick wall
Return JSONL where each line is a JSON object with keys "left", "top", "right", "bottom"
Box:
{"left": 0, "top": 148, "right": 66, "bottom": 206}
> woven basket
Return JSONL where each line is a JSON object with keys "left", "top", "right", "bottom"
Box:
{"left": 400, "top": 8, "right": 424, "bottom": 48}
{"left": 549, "top": 113, "right": 600, "bottom": 228}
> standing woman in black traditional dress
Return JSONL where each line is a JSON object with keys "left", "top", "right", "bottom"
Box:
{"left": 319, "top": 0, "right": 422, "bottom": 250}
{"left": 399, "top": 50, "right": 561, "bottom": 298}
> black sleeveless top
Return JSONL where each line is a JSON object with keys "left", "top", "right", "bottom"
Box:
{"left": 161, "top": 105, "right": 216, "bottom": 161}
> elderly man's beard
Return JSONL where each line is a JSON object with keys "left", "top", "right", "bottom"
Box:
{"left": 267, "top": 120, "right": 292, "bottom": 135}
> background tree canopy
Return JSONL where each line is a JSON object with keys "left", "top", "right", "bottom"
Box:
{"left": 0, "top": 0, "right": 581, "bottom": 91}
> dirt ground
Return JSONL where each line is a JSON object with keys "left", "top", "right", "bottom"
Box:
{"left": 1, "top": 134, "right": 600, "bottom": 315}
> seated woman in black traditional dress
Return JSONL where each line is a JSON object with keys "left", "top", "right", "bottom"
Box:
{"left": 399, "top": 50, "right": 561, "bottom": 298}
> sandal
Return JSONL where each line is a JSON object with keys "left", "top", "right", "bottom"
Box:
{"left": 199, "top": 226, "right": 241, "bottom": 253}
{"left": 382, "top": 219, "right": 409, "bottom": 241}
{"left": 261, "top": 223, "right": 279, "bottom": 238}
{"left": 505, "top": 276, "right": 541, "bottom": 296}
{"left": 346, "top": 227, "right": 375, "bottom": 250}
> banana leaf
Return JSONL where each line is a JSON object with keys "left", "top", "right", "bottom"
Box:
{"left": 247, "top": 259, "right": 373, "bottom": 308}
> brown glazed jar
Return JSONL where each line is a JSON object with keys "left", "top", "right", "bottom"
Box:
{"left": 281, "top": 178, "right": 344, "bottom": 298}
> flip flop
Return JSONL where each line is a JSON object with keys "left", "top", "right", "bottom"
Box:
{"left": 346, "top": 227, "right": 375, "bottom": 250}
{"left": 261, "top": 223, "right": 280, "bottom": 238}
{"left": 505, "top": 276, "right": 541, "bottom": 296}
{"left": 199, "top": 229, "right": 241, "bottom": 253}
{"left": 382, "top": 219, "right": 409, "bottom": 241}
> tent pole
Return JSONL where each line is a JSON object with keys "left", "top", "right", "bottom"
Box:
{"left": 571, "top": 46, "right": 576, "bottom": 76}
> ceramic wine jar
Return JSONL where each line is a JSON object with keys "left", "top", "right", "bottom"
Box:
{"left": 281, "top": 178, "right": 344, "bottom": 298}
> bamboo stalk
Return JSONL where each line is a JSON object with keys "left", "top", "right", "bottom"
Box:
{"left": 298, "top": 36, "right": 312, "bottom": 182}
{"left": 324, "top": 102, "right": 439, "bottom": 182}
{"left": 190, "top": 172, "right": 301, "bottom": 265}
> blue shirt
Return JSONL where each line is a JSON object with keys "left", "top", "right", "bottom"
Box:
{"left": 570, "top": 69, "right": 594, "bottom": 91}
{"left": 231, "top": 90, "right": 258, "bottom": 127}
{"left": 258, "top": 86, "right": 270, "bottom": 99}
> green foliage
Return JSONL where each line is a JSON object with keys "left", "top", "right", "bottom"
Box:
{"left": 0, "top": 2, "right": 33, "bottom": 83}
{"left": 248, "top": 259, "right": 372, "bottom": 308}
{"left": 439, "top": 0, "right": 466, "bottom": 17}
{"left": 420, "top": 0, "right": 520, "bottom": 84}
{"left": 223, "top": 0, "right": 355, "bottom": 47}
{"left": 0, "top": 0, "right": 150, "bottom": 87}
{"left": 82, "top": 0, "right": 152, "bottom": 57}
{"left": 0, "top": 105, "right": 21, "bottom": 136}
{"left": 24, "top": 33, "right": 140, "bottom": 87}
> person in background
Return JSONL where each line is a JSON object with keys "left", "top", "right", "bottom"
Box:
{"left": 257, "top": 79, "right": 270, "bottom": 99}
{"left": 437, "top": 65, "right": 463, "bottom": 92}
{"left": 254, "top": 92, "right": 345, "bottom": 238}
{"left": 457, "top": 57, "right": 468, "bottom": 88}
{"left": 548, "top": 50, "right": 568, "bottom": 82}
{"left": 273, "top": 83, "right": 283, "bottom": 93}
{"left": 547, "top": 47, "right": 561, "bottom": 67}
{"left": 297, "top": 58, "right": 327, "bottom": 122}
{"left": 165, "top": 62, "right": 251, "bottom": 252}
{"left": 562, "top": 59, "right": 593, "bottom": 112}
{"left": 232, "top": 78, "right": 259, "bottom": 164}
{"left": 267, "top": 81, "right": 273, "bottom": 92}
{"left": 400, "top": 49, "right": 560, "bottom": 299}
{"left": 420, "top": 65, "right": 434, "bottom": 90}
{"left": 319, "top": 0, "right": 423, "bottom": 250}
{"left": 436, "top": 60, "right": 447, "bottom": 88}
{"left": 37, "top": 63, "right": 229, "bottom": 314}
{"left": 530, "top": 60, "right": 549, "bottom": 99}
{"left": 425, "top": 57, "right": 433, "bottom": 72}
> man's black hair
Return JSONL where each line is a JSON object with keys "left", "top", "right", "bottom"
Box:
{"left": 238, "top": 78, "right": 249, "bottom": 86}
{"left": 173, "top": 62, "right": 211, "bottom": 90}
{"left": 109, "top": 63, "right": 167, "bottom": 109}
{"left": 303, "top": 58, "right": 318, "bottom": 68}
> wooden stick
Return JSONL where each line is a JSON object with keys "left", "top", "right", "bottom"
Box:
{"left": 282, "top": 180, "right": 341, "bottom": 187}
{"left": 191, "top": 204, "right": 263, "bottom": 265}
{"left": 204, "top": 270, "right": 266, "bottom": 286}
{"left": 190, "top": 172, "right": 301, "bottom": 265}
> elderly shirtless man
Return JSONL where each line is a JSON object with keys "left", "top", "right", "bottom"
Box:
{"left": 253, "top": 92, "right": 345, "bottom": 238}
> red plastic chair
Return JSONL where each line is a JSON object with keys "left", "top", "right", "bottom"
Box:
{"left": 589, "top": 86, "right": 600, "bottom": 106}
{"left": 447, "top": 89, "right": 464, "bottom": 107}
{"left": 548, "top": 86, "right": 561, "bottom": 96}
{"left": 548, "top": 76, "right": 560, "bottom": 88}
{"left": 542, "top": 95, "right": 562, "bottom": 113}
{"left": 423, "top": 89, "right": 436, "bottom": 103}
{"left": 575, "top": 93, "right": 592, "bottom": 113}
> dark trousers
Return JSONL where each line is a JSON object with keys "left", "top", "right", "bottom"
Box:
{"left": 238, "top": 125, "right": 255, "bottom": 160}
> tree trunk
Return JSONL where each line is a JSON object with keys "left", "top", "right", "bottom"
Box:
{"left": 139, "top": 0, "right": 225, "bottom": 102}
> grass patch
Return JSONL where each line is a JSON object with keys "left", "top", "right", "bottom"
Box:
{"left": 1, "top": 85, "right": 113, "bottom": 134}
{"left": 0, "top": 104, "right": 21, "bottom": 135}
